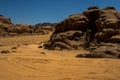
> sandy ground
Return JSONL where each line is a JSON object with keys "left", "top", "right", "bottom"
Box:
{"left": 0, "top": 33, "right": 120, "bottom": 80}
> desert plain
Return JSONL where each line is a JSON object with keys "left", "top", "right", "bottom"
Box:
{"left": 0, "top": 33, "right": 120, "bottom": 80}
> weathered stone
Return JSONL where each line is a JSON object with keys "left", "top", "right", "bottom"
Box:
{"left": 45, "top": 6, "right": 120, "bottom": 55}
{"left": 54, "top": 14, "right": 89, "bottom": 33}
{"left": 110, "top": 35, "right": 120, "bottom": 43}
{"left": 76, "top": 43, "right": 120, "bottom": 59}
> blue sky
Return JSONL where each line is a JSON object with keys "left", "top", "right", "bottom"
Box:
{"left": 0, "top": 0, "right": 120, "bottom": 25}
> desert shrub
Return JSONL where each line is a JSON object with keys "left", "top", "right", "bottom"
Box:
{"left": 1, "top": 50, "right": 10, "bottom": 54}
{"left": 75, "top": 53, "right": 105, "bottom": 58}
{"left": 40, "top": 52, "right": 46, "bottom": 55}
{"left": 38, "top": 45, "right": 43, "bottom": 48}
{"left": 11, "top": 47, "right": 18, "bottom": 49}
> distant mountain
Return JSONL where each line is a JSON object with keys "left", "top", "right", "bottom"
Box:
{"left": 35, "top": 22, "right": 57, "bottom": 27}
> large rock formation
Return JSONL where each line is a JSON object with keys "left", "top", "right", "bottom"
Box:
{"left": 44, "top": 6, "right": 120, "bottom": 58}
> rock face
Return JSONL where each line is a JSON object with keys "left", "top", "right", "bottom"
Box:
{"left": 95, "top": 7, "right": 120, "bottom": 43}
{"left": 44, "top": 6, "right": 120, "bottom": 58}
{"left": 54, "top": 14, "right": 89, "bottom": 33}
{"left": 0, "top": 15, "right": 13, "bottom": 36}
{"left": 45, "top": 30, "right": 86, "bottom": 50}
{"left": 44, "top": 14, "right": 90, "bottom": 50}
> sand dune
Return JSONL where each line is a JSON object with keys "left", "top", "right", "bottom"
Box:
{"left": 0, "top": 34, "right": 120, "bottom": 80}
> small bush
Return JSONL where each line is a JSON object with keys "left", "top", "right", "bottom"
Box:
{"left": 11, "top": 47, "right": 18, "bottom": 49}
{"left": 1, "top": 50, "right": 10, "bottom": 54}
{"left": 76, "top": 53, "right": 105, "bottom": 58}
{"left": 38, "top": 46, "right": 43, "bottom": 48}
{"left": 40, "top": 52, "right": 46, "bottom": 55}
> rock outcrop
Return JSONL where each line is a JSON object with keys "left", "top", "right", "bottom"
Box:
{"left": 0, "top": 15, "right": 12, "bottom": 24}
{"left": 0, "top": 15, "right": 13, "bottom": 36}
{"left": 44, "top": 14, "right": 89, "bottom": 50}
{"left": 76, "top": 43, "right": 120, "bottom": 59}
{"left": 54, "top": 14, "right": 89, "bottom": 33}
{"left": 95, "top": 7, "right": 120, "bottom": 43}
{"left": 0, "top": 15, "right": 55, "bottom": 37}
{"left": 44, "top": 6, "right": 120, "bottom": 58}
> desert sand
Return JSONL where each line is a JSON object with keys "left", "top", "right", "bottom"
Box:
{"left": 0, "top": 33, "right": 120, "bottom": 80}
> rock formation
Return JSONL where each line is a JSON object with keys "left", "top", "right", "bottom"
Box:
{"left": 44, "top": 6, "right": 120, "bottom": 58}
{"left": 0, "top": 15, "right": 55, "bottom": 37}
{"left": 0, "top": 15, "right": 12, "bottom": 24}
{"left": 0, "top": 15, "right": 13, "bottom": 36}
{"left": 95, "top": 7, "right": 120, "bottom": 43}
{"left": 44, "top": 14, "right": 89, "bottom": 50}
{"left": 54, "top": 14, "right": 89, "bottom": 33}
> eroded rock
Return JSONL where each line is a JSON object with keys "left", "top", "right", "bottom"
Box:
{"left": 44, "top": 6, "right": 120, "bottom": 53}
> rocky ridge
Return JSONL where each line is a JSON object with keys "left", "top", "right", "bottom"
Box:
{"left": 0, "top": 15, "right": 55, "bottom": 37}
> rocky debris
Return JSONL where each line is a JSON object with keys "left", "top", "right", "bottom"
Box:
{"left": 44, "top": 6, "right": 120, "bottom": 59}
